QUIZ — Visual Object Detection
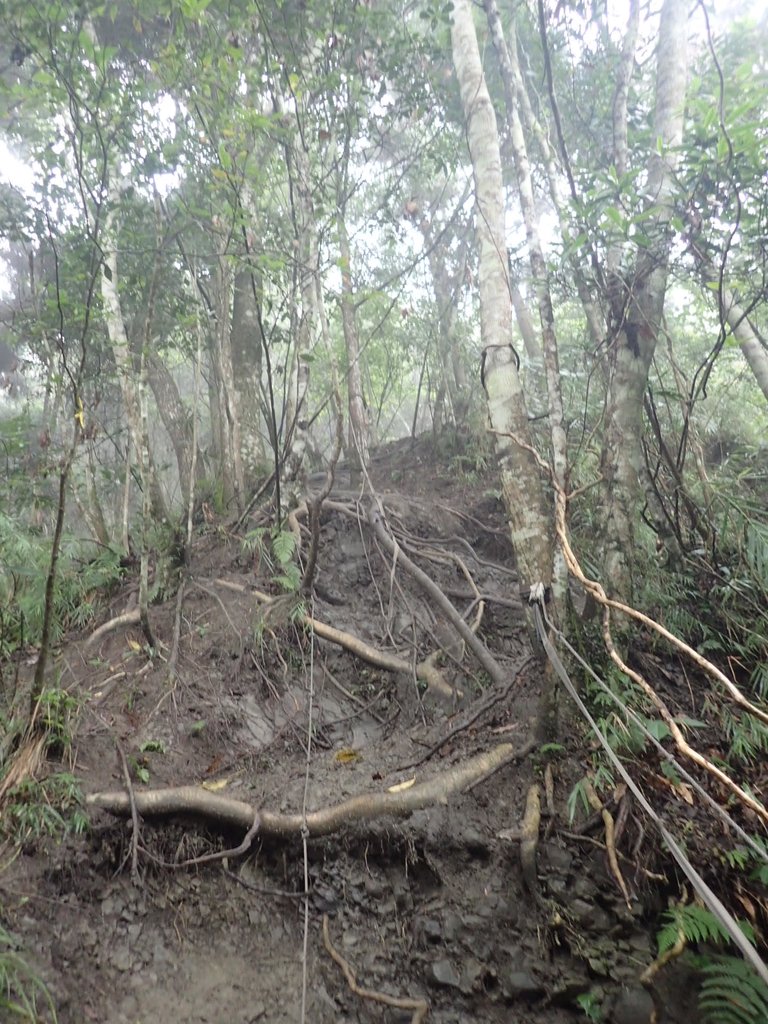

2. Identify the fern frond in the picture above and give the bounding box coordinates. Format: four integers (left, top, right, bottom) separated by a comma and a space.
657, 904, 733, 953
699, 957, 768, 1024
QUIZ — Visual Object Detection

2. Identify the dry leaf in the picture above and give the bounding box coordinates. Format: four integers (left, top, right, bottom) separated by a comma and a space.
387, 777, 415, 793
202, 778, 229, 792
333, 748, 362, 765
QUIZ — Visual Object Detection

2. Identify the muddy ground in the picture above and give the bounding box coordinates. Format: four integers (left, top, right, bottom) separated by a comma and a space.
1, 437, 709, 1023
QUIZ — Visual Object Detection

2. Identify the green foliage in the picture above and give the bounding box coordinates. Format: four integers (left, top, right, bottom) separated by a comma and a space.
656, 905, 768, 1024
0, 923, 57, 1023
36, 687, 80, 756
242, 526, 300, 593
575, 990, 602, 1021
0, 513, 124, 661
698, 957, 768, 1024
656, 903, 749, 954
3, 773, 88, 843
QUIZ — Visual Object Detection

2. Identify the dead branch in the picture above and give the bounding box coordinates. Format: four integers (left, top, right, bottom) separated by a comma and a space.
323, 915, 428, 1023
87, 742, 517, 838
400, 654, 534, 770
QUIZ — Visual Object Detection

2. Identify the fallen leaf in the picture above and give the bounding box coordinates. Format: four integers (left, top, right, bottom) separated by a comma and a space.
202, 778, 229, 792
334, 748, 362, 765
388, 777, 415, 793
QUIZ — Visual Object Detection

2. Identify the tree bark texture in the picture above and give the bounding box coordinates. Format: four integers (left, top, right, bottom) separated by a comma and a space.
450, 0, 552, 606
600, 0, 688, 598
101, 182, 167, 525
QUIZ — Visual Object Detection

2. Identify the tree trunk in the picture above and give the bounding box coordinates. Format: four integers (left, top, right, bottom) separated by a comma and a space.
210, 223, 245, 511
230, 264, 266, 485
146, 350, 202, 505
600, 0, 688, 598
450, 0, 553, 625
693, 251, 768, 404
338, 211, 369, 477
101, 179, 168, 525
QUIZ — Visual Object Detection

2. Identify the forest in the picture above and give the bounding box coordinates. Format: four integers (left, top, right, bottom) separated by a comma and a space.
0, 0, 767, 1021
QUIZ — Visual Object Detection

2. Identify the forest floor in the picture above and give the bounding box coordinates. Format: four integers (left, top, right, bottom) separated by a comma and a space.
0, 435, 719, 1024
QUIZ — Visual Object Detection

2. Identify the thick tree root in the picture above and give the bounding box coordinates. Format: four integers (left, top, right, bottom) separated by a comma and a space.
87, 742, 517, 839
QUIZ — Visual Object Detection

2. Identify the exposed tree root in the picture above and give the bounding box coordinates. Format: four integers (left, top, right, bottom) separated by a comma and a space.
498, 782, 543, 904
322, 915, 428, 1023
215, 578, 461, 701
84, 608, 141, 649
87, 742, 518, 838
367, 500, 510, 687
584, 778, 632, 907
505, 432, 768, 826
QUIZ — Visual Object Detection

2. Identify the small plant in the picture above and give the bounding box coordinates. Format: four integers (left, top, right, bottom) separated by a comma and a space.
36, 687, 80, 756
576, 990, 602, 1021
0, 923, 58, 1022
697, 956, 768, 1024
242, 525, 301, 592
139, 739, 166, 754
655, 903, 768, 1024
129, 757, 150, 784
3, 773, 88, 842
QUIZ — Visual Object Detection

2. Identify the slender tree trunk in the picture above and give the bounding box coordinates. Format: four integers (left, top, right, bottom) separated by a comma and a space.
421, 223, 469, 429
599, 0, 688, 598
450, 0, 553, 637
101, 179, 168, 524
230, 264, 265, 484
281, 115, 319, 479
692, 249, 768, 404
146, 350, 202, 504
210, 223, 244, 511
338, 211, 369, 477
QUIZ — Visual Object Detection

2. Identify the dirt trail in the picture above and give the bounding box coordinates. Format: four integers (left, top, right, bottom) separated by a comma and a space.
1, 437, 698, 1023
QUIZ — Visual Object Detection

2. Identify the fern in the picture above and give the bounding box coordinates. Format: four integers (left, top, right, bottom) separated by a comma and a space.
699, 956, 768, 1024
657, 904, 752, 954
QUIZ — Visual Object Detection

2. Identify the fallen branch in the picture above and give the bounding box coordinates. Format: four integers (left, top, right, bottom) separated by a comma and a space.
87, 742, 517, 838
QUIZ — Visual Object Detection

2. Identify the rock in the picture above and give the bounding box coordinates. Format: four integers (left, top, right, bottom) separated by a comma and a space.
608, 985, 656, 1024
459, 957, 484, 994
111, 943, 133, 972
429, 958, 462, 989
501, 968, 544, 999
413, 916, 443, 945
542, 842, 573, 873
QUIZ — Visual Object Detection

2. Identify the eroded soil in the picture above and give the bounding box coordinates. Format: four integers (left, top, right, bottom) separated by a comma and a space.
1, 437, 703, 1023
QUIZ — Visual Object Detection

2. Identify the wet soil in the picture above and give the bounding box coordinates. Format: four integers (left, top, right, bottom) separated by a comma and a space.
1, 437, 704, 1023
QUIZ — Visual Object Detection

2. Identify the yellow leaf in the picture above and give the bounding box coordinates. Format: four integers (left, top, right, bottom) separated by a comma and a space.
388, 777, 415, 793
202, 778, 229, 792
333, 748, 361, 765
127, 638, 142, 651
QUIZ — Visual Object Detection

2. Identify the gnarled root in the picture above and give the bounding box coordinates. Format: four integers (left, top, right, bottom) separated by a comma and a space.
87, 742, 518, 839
